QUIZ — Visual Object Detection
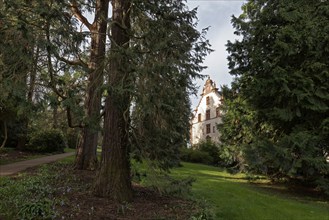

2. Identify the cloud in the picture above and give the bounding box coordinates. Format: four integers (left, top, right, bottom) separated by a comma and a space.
186, 0, 245, 108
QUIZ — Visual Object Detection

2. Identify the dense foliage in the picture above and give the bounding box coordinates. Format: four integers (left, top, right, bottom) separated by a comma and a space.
180, 141, 220, 166
130, 1, 211, 170
27, 129, 66, 153
223, 0, 329, 194
180, 147, 214, 165
0, 0, 86, 151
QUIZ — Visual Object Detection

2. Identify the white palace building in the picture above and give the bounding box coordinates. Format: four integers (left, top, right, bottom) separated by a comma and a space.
190, 77, 223, 145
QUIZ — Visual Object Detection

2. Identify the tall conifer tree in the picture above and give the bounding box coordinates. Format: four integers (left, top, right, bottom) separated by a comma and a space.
226, 0, 329, 193
94, 0, 211, 201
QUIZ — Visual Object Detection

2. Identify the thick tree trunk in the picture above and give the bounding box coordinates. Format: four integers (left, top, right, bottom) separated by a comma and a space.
75, 0, 109, 170
94, 0, 133, 202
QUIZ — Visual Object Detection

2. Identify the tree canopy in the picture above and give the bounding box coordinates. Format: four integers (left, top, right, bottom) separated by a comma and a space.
0, 0, 211, 201
223, 0, 329, 194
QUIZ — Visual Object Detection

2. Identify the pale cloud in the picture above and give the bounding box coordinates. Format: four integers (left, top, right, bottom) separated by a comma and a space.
186, 0, 246, 108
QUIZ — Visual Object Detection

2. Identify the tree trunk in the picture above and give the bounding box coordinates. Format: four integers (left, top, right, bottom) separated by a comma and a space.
0, 121, 7, 149
53, 103, 58, 129
94, 0, 133, 202
17, 45, 38, 150
75, 0, 109, 170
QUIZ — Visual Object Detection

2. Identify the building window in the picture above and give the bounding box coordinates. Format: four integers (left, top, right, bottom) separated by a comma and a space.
206, 110, 210, 120
198, 113, 201, 122
216, 107, 220, 117
206, 96, 210, 105
206, 124, 211, 134
213, 126, 216, 133
206, 135, 211, 141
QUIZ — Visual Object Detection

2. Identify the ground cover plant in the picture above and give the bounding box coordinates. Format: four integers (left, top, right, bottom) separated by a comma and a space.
0, 157, 201, 220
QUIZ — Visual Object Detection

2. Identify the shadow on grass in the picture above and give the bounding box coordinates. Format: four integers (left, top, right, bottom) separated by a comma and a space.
176, 163, 329, 204
249, 182, 329, 203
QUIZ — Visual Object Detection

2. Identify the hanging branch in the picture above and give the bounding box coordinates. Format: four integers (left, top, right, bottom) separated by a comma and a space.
45, 21, 84, 129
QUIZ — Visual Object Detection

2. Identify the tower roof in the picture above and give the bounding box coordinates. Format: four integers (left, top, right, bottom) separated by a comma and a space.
201, 76, 218, 96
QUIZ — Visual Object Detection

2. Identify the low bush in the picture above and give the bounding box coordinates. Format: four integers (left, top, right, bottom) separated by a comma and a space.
195, 141, 220, 165
27, 129, 66, 153
180, 148, 213, 165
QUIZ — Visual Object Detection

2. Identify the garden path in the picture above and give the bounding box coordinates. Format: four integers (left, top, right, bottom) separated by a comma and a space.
0, 152, 75, 176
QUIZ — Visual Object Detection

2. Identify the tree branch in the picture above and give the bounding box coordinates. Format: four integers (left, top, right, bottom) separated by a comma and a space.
66, 106, 84, 128
70, 0, 93, 31
54, 53, 88, 68
46, 30, 66, 100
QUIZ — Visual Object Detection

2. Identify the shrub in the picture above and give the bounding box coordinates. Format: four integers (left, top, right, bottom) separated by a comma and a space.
189, 150, 213, 165
180, 148, 213, 165
27, 129, 66, 153
196, 140, 220, 165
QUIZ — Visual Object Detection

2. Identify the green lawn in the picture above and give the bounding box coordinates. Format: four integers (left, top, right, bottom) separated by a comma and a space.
172, 162, 329, 220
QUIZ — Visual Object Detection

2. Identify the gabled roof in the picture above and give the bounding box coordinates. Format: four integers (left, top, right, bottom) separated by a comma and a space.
192, 76, 221, 120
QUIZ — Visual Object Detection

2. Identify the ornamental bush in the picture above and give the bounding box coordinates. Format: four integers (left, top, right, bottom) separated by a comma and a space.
27, 129, 66, 153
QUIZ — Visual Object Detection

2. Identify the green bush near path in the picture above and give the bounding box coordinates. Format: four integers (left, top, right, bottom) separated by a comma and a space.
26, 129, 66, 153
172, 162, 329, 220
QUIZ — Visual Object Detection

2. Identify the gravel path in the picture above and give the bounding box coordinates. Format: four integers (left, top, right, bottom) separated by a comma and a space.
0, 152, 75, 176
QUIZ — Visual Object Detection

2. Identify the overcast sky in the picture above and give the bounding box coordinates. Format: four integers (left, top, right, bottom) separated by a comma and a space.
186, 0, 246, 108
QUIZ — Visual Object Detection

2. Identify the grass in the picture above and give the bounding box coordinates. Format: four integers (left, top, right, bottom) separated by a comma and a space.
171, 162, 329, 220
1, 154, 328, 219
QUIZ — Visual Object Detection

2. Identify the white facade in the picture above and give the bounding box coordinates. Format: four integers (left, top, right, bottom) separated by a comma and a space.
190, 77, 222, 145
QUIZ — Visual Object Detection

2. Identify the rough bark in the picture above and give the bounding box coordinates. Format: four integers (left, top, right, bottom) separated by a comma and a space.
94, 0, 133, 202
74, 0, 109, 170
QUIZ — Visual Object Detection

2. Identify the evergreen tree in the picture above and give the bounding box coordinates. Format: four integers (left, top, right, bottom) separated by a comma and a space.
218, 84, 252, 169
226, 0, 329, 193
94, 0, 211, 201
0, 0, 40, 149
0, 0, 87, 150
129, 0, 210, 170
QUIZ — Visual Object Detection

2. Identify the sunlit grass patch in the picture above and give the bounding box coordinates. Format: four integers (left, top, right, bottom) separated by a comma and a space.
172, 162, 329, 220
